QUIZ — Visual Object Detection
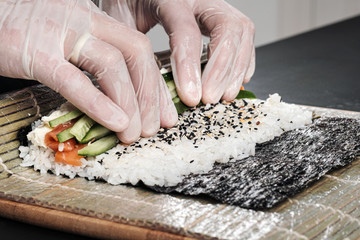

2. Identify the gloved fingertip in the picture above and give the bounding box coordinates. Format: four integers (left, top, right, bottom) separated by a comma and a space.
141, 125, 160, 138
200, 66, 228, 105
222, 74, 244, 101
171, 53, 202, 107
116, 132, 140, 145
178, 80, 202, 107
116, 111, 142, 144
243, 55, 255, 84
140, 109, 160, 138
243, 70, 253, 84
92, 102, 130, 133
222, 90, 238, 102
161, 104, 178, 128
201, 91, 222, 105
106, 114, 129, 133
242, 77, 251, 84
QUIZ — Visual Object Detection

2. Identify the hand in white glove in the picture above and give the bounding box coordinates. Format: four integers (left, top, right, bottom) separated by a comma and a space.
0, 0, 178, 143
102, 0, 255, 106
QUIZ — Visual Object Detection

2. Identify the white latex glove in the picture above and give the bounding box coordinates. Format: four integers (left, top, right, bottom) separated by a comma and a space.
0, 0, 178, 143
102, 0, 255, 106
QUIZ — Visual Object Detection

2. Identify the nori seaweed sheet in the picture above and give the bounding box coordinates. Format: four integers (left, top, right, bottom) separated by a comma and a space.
150, 117, 360, 210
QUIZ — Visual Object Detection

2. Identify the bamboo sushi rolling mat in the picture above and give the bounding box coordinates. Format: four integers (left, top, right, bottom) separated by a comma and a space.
1, 84, 360, 240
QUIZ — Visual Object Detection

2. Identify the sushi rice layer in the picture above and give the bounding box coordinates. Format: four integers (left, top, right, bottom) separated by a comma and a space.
20, 94, 312, 187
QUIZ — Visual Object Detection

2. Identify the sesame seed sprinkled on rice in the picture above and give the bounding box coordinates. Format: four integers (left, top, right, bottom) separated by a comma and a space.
20, 94, 312, 187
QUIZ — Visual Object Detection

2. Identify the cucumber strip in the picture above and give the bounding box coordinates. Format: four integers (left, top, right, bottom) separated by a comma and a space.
56, 128, 74, 143
162, 72, 174, 82
173, 97, 191, 114
78, 134, 118, 157
79, 124, 112, 144
49, 109, 83, 127
163, 74, 189, 114
162, 70, 257, 114
167, 80, 178, 99
166, 80, 176, 92
70, 115, 95, 142
170, 90, 178, 99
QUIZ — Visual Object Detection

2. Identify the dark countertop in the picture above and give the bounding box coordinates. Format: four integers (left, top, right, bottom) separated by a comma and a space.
246, 16, 360, 111
1, 16, 359, 240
